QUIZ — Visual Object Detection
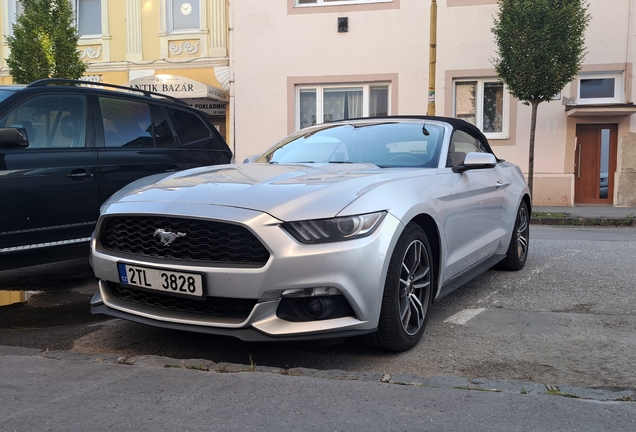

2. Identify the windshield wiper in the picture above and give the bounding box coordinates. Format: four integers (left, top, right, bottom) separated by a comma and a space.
328, 161, 352, 164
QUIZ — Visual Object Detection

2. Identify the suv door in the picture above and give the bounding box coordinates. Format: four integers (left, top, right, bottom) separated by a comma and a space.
0, 93, 97, 256
95, 96, 189, 205
164, 106, 232, 167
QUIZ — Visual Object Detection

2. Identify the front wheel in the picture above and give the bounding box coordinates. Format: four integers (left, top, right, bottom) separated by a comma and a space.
496, 200, 530, 271
366, 223, 434, 352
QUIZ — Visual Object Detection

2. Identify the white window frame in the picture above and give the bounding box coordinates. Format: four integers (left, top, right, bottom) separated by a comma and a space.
295, 83, 391, 131
167, 0, 201, 34
74, 0, 102, 39
296, 0, 392, 6
577, 72, 624, 105
452, 78, 510, 140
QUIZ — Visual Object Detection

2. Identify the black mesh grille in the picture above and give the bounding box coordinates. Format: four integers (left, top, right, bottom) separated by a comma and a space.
100, 216, 270, 265
111, 284, 257, 319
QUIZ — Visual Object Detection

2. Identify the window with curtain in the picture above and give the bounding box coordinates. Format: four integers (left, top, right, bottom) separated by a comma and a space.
453, 79, 508, 139
76, 0, 102, 37
297, 84, 389, 130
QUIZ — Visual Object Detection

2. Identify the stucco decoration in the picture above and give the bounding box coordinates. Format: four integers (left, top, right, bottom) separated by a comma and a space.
78, 46, 102, 59
616, 132, 636, 206
169, 41, 200, 55
214, 66, 230, 91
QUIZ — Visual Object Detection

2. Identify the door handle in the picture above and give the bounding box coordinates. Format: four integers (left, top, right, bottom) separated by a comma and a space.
495, 180, 503, 190
66, 169, 93, 180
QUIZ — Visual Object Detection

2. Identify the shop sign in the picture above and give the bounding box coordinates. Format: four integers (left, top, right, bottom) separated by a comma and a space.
182, 98, 227, 116
125, 74, 229, 102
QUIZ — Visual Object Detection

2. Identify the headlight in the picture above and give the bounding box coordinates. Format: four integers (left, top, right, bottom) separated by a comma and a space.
281, 211, 386, 244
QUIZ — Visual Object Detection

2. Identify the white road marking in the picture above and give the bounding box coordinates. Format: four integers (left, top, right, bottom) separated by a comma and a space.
444, 308, 486, 325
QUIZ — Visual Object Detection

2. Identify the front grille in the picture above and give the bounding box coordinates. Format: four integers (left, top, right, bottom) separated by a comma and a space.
100, 216, 270, 266
111, 284, 257, 319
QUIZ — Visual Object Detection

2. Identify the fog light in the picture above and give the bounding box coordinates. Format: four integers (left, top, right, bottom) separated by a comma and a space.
304, 297, 335, 320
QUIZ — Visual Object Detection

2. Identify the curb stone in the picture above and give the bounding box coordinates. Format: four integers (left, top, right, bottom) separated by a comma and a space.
7, 346, 635, 403
531, 217, 636, 227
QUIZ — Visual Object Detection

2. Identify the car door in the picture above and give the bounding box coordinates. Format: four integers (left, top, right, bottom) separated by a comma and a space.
0, 93, 98, 252
95, 96, 189, 205
442, 129, 506, 277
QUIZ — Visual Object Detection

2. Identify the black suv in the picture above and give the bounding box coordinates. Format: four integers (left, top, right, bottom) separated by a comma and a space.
0, 79, 233, 270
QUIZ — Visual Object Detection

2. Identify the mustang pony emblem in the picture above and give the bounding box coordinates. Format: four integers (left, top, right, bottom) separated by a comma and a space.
153, 229, 186, 246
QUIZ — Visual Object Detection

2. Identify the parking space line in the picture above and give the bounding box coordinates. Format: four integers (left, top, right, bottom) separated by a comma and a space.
444, 308, 486, 325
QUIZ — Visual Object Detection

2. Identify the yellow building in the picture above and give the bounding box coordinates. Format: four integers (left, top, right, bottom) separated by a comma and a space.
0, 0, 230, 139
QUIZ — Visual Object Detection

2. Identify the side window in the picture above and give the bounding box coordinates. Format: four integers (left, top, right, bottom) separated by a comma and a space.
149, 105, 177, 147
0, 94, 87, 149
448, 130, 485, 167
99, 97, 153, 148
165, 107, 212, 146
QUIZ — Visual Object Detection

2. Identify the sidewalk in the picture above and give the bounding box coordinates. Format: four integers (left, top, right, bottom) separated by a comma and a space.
1, 345, 634, 431
532, 205, 636, 226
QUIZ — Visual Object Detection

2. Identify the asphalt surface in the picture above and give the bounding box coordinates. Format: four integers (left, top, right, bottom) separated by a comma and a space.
1, 224, 636, 430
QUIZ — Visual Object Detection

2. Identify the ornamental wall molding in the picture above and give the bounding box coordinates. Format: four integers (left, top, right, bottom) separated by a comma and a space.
169, 41, 200, 55
78, 46, 102, 59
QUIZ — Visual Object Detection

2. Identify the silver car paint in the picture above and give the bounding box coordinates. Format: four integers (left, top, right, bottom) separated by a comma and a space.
91, 118, 530, 340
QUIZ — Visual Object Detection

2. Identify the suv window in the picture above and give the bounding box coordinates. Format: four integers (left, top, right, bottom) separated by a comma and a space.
0, 94, 87, 148
165, 107, 213, 146
149, 104, 177, 148
99, 97, 154, 147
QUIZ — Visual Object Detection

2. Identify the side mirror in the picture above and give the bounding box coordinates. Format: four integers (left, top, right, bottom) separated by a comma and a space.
243, 155, 259, 163
0, 128, 29, 149
452, 152, 497, 173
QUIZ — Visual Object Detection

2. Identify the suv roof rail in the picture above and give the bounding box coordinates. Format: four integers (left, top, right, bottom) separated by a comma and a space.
27, 78, 189, 106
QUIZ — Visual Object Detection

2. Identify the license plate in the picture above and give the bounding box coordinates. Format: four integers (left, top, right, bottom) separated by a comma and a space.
117, 263, 204, 298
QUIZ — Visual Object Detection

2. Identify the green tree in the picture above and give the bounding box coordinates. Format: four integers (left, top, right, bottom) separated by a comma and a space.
7, 0, 86, 84
492, 0, 590, 196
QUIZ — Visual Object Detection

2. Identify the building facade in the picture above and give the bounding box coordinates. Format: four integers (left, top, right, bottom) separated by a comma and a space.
0, 0, 230, 138
1, 0, 634, 206
230, 0, 636, 206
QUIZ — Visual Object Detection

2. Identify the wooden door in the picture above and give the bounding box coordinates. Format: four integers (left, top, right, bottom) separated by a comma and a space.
574, 124, 617, 204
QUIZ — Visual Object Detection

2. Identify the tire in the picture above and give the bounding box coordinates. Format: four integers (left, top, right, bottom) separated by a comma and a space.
495, 200, 530, 271
366, 223, 434, 352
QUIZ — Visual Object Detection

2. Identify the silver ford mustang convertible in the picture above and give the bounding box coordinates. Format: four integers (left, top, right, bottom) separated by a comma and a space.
90, 116, 530, 351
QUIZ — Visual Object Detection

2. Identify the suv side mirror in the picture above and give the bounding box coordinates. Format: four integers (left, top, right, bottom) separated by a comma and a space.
452, 152, 497, 173
0, 128, 29, 149
243, 155, 259, 163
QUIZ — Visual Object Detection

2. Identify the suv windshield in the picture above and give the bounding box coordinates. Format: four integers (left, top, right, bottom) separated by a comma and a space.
0, 90, 18, 103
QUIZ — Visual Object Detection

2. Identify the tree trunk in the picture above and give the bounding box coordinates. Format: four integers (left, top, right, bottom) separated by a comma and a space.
528, 100, 539, 199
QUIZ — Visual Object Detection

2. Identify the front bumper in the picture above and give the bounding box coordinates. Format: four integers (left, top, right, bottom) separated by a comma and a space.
90, 202, 402, 340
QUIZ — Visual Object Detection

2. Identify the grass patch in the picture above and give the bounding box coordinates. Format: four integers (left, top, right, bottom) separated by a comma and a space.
532, 211, 569, 218
247, 354, 256, 371
185, 363, 209, 372
544, 387, 581, 398
164, 364, 181, 368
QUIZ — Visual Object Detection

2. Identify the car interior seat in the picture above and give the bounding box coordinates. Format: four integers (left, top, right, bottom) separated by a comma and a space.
60, 114, 83, 147
448, 141, 467, 167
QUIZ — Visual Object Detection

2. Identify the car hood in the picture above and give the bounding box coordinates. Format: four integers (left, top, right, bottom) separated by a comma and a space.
107, 163, 432, 221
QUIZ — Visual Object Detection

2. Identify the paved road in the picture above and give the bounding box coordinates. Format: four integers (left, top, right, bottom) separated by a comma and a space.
1, 226, 635, 390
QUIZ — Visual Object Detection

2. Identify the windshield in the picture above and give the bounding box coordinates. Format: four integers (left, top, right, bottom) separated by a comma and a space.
255, 122, 445, 168
0, 90, 18, 104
